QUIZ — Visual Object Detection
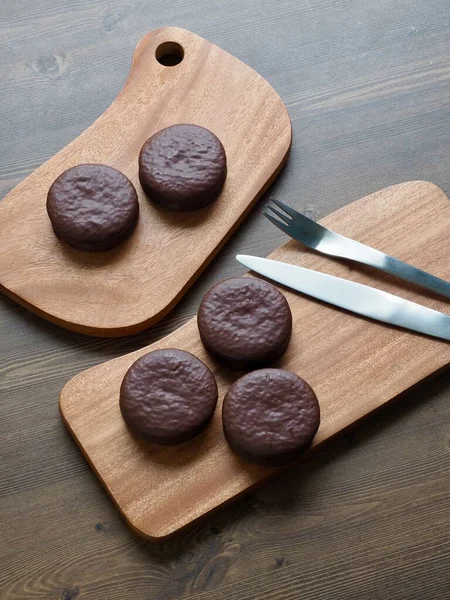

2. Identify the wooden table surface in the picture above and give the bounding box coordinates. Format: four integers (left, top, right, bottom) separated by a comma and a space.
1, 1, 449, 599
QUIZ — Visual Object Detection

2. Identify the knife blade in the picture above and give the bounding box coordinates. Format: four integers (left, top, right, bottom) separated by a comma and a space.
236, 254, 450, 341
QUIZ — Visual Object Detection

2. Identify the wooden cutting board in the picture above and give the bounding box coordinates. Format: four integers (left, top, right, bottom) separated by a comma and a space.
60, 181, 450, 540
0, 27, 291, 337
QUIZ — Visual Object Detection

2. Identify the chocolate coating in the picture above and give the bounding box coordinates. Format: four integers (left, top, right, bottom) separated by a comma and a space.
197, 278, 292, 370
138, 124, 227, 211
223, 369, 320, 466
120, 349, 218, 445
47, 164, 139, 251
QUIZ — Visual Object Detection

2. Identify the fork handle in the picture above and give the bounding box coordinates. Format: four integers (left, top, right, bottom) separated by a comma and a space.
338, 240, 450, 300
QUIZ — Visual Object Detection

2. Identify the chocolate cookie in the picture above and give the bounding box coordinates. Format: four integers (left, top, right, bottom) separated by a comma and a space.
120, 349, 218, 445
197, 278, 292, 370
138, 124, 227, 211
47, 164, 139, 251
223, 369, 320, 466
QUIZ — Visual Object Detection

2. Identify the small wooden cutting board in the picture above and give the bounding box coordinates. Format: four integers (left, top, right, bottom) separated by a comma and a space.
60, 181, 450, 540
0, 27, 291, 336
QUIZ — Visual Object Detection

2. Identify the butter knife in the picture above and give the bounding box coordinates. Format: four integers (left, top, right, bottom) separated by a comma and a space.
236, 254, 450, 341
264, 199, 450, 300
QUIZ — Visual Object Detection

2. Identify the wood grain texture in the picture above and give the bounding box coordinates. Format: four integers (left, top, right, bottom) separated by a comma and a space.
60, 181, 450, 540
0, 27, 291, 336
1, 0, 450, 598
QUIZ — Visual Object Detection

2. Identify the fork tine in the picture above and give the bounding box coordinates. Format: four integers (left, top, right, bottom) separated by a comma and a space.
263, 211, 292, 236
265, 203, 291, 224
270, 197, 299, 218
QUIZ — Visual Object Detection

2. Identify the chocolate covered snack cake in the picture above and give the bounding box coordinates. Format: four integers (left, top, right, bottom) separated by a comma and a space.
222, 369, 320, 466
198, 277, 292, 370
47, 163, 139, 251
139, 124, 226, 211
120, 349, 218, 445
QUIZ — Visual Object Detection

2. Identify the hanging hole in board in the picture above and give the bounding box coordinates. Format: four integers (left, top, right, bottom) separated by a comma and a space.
155, 42, 184, 66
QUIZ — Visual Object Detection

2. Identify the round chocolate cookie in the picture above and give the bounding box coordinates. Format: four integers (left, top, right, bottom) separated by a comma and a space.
223, 369, 320, 466
120, 349, 218, 445
47, 164, 139, 251
197, 278, 292, 370
138, 124, 227, 211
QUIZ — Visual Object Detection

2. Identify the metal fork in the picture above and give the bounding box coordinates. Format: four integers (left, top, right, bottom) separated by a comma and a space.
263, 198, 450, 300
